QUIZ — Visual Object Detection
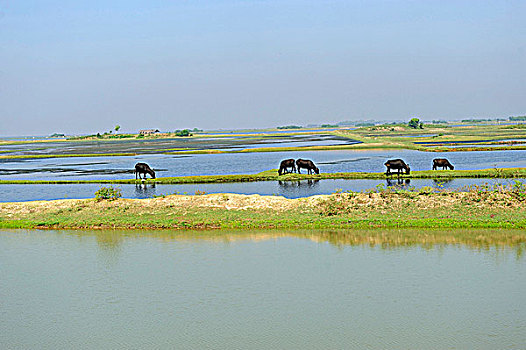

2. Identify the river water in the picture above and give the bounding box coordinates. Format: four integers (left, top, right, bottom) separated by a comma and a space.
1, 229, 525, 349
1, 149, 525, 181
1, 177, 524, 202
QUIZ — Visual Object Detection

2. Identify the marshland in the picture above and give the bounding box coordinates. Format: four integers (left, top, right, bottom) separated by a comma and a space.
3, 1, 526, 348
1, 123, 526, 202
4, 127, 525, 350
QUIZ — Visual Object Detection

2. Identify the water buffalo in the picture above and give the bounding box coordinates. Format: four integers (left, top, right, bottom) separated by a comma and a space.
385, 159, 410, 176
296, 159, 319, 175
278, 159, 297, 175
135, 162, 156, 179
433, 158, 454, 170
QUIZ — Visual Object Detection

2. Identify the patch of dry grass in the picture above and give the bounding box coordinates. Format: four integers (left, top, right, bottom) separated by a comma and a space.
1, 187, 525, 230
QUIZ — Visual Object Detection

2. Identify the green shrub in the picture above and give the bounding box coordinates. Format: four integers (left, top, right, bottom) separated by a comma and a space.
418, 186, 434, 195
95, 186, 122, 201
408, 118, 420, 129
175, 129, 192, 137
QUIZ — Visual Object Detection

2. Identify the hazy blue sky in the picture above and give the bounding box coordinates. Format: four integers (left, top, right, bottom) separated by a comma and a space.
1, 0, 525, 135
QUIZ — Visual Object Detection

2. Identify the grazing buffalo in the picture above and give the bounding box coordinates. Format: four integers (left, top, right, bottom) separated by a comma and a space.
135, 162, 156, 179
385, 159, 410, 176
433, 158, 454, 170
278, 159, 297, 175
296, 159, 320, 175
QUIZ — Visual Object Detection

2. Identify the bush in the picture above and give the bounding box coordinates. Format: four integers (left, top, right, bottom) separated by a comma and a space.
95, 186, 122, 201
175, 129, 192, 137
408, 118, 420, 129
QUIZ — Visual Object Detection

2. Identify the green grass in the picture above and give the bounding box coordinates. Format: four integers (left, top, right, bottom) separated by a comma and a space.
1, 185, 525, 230
0, 167, 524, 185
2, 123, 525, 160
333, 123, 526, 152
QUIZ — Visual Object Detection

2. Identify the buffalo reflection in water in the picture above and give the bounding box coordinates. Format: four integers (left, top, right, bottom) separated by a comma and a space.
135, 183, 157, 198
278, 179, 320, 188
386, 178, 411, 188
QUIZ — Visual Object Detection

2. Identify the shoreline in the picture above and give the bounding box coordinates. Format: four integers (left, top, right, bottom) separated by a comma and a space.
1, 189, 525, 230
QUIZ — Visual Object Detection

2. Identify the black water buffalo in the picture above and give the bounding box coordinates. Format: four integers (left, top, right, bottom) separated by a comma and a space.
433, 158, 454, 170
135, 163, 156, 179
385, 159, 410, 176
278, 159, 297, 175
296, 159, 319, 175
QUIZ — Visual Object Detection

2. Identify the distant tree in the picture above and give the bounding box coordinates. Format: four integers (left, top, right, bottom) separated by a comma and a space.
408, 118, 420, 129
175, 129, 192, 137
277, 125, 302, 129
115, 125, 121, 133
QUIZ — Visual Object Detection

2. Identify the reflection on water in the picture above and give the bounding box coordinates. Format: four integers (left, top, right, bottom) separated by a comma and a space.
84, 228, 526, 256
1, 177, 525, 202
386, 178, 411, 188
433, 178, 454, 187
278, 179, 320, 189
1, 228, 525, 349
134, 183, 157, 198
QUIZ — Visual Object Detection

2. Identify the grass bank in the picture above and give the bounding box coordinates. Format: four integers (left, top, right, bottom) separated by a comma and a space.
0, 168, 525, 185
334, 123, 526, 152
1, 185, 525, 230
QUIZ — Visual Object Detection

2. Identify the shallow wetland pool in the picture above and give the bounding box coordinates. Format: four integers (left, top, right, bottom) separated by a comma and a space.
1, 149, 525, 181
1, 148, 525, 201
1, 177, 525, 202
1, 229, 525, 349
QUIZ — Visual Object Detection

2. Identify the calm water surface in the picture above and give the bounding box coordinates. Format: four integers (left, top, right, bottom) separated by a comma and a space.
1, 177, 524, 202
1, 229, 525, 349
1, 149, 525, 181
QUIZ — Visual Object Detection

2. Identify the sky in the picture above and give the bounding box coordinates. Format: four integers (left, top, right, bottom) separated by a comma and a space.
1, 0, 525, 136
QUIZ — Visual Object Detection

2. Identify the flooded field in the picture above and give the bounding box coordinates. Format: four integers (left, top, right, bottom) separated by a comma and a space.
1, 229, 525, 349
1, 149, 525, 181
0, 134, 358, 156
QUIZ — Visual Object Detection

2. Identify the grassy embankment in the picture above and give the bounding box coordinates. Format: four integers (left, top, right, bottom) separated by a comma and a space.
0, 168, 525, 185
1, 183, 525, 230
334, 123, 526, 152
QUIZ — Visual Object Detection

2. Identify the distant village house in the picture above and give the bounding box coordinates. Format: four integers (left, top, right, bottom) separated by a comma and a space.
139, 129, 160, 135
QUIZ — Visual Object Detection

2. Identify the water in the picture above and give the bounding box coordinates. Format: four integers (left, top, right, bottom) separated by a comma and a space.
1, 149, 525, 181
0, 134, 357, 156
1, 229, 525, 349
1, 177, 524, 202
